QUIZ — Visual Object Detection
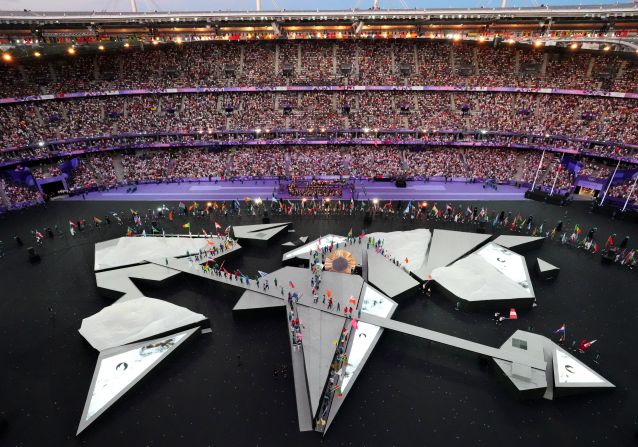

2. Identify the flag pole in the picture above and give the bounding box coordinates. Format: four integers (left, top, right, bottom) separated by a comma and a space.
600, 159, 621, 206
549, 153, 564, 196
621, 174, 638, 212
530, 149, 545, 191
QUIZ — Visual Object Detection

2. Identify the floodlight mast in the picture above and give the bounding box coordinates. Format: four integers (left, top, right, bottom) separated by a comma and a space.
130, 0, 138, 13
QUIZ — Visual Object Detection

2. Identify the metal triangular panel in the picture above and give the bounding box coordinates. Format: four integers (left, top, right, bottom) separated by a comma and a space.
233, 290, 285, 310
77, 327, 199, 435
295, 306, 346, 417
414, 229, 491, 281
493, 235, 544, 252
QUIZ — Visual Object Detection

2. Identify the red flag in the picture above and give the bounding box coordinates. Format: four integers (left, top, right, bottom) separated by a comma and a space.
404, 257, 409, 264
509, 308, 518, 320
169, 211, 173, 221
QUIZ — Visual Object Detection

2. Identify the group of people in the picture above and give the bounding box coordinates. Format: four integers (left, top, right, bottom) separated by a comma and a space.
4, 39, 637, 99
2, 145, 635, 210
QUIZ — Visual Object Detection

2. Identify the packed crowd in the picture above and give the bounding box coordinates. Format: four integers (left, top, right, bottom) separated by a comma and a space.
2, 180, 43, 208
3, 40, 637, 98
1, 92, 637, 157
287, 180, 347, 198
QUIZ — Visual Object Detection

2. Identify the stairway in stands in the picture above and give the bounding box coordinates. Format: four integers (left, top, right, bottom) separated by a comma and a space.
110, 154, 126, 184
0, 179, 10, 208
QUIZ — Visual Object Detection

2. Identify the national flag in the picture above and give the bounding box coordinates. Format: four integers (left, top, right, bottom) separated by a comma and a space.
152, 226, 160, 234
182, 222, 191, 229
169, 210, 173, 221
258, 271, 268, 277
35, 230, 44, 239
606, 235, 614, 247
178, 202, 186, 209
509, 308, 518, 319
289, 281, 295, 288
214, 222, 222, 231
347, 228, 353, 238
202, 228, 208, 237
554, 324, 566, 341
404, 201, 412, 214
348, 296, 357, 305
69, 220, 77, 227
431, 205, 440, 216
142, 230, 147, 237
404, 257, 409, 264
579, 339, 597, 352
574, 224, 582, 235
126, 227, 134, 237
93, 216, 102, 224
130, 208, 138, 215
351, 318, 358, 329
224, 225, 231, 235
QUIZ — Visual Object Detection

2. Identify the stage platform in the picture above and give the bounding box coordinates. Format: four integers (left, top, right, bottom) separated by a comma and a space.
64, 180, 528, 202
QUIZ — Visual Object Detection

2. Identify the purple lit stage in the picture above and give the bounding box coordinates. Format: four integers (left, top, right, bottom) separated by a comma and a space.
64, 180, 528, 202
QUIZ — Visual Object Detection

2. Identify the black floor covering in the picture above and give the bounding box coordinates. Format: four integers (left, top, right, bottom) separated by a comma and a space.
0, 199, 637, 447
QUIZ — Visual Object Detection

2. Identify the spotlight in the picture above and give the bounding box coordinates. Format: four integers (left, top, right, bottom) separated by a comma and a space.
372, 198, 379, 205
152, 39, 159, 45
603, 46, 611, 51
37, 141, 45, 147
2, 53, 12, 62
123, 42, 130, 48
506, 38, 515, 45
98, 45, 105, 51
33, 51, 41, 58
422, 201, 427, 207
206, 201, 212, 207
67, 47, 76, 55
570, 43, 578, 50
478, 36, 486, 43
534, 40, 543, 48
176, 37, 183, 44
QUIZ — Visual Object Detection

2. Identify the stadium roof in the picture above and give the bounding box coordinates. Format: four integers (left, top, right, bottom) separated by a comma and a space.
1, 3, 637, 27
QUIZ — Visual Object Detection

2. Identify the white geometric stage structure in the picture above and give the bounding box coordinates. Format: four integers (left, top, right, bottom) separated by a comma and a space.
414, 229, 491, 281
231, 222, 291, 245
535, 257, 560, 280
431, 243, 536, 309
493, 235, 545, 252
77, 327, 199, 435
95, 235, 214, 271
82, 231, 614, 437
79, 297, 207, 351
